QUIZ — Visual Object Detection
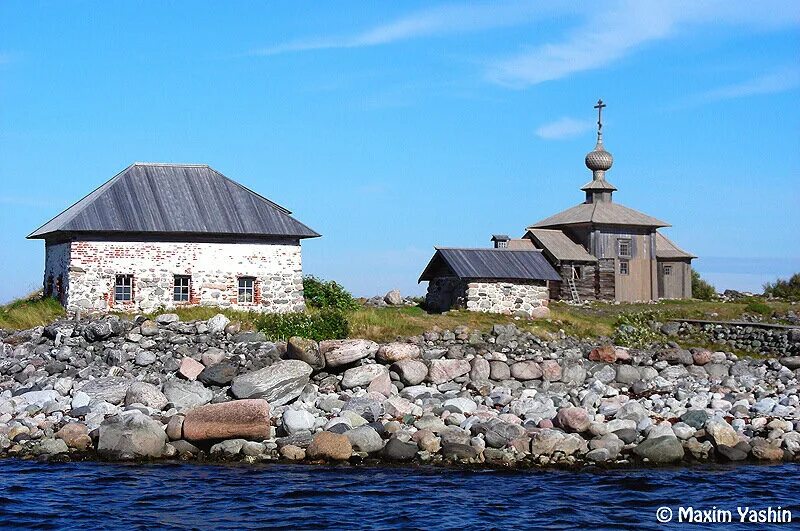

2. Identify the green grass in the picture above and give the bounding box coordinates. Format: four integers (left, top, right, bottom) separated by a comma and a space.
0, 294, 792, 348
0, 295, 66, 330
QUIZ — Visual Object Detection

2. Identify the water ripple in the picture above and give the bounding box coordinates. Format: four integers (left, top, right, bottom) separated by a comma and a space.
0, 460, 798, 530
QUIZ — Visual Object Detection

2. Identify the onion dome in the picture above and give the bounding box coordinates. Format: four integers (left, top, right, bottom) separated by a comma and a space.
585, 140, 613, 172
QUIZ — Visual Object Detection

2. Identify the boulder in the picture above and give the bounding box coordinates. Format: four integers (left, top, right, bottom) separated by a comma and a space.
555, 407, 591, 433
382, 438, 418, 461
178, 358, 205, 381
588, 345, 616, 363
489, 361, 511, 380
56, 422, 92, 450
286, 337, 325, 370
207, 314, 231, 334
125, 382, 168, 410
34, 439, 70, 456
139, 320, 159, 336
198, 362, 238, 387
392, 359, 428, 385
751, 440, 784, 461
705, 419, 740, 448
282, 409, 316, 435
163, 380, 213, 410
81, 377, 132, 405
155, 313, 180, 325
510, 361, 542, 381
427, 359, 470, 384
384, 289, 403, 305
98, 411, 167, 458
633, 436, 684, 463
306, 431, 353, 461
367, 371, 393, 397
342, 364, 388, 389
469, 357, 491, 382
345, 426, 384, 454
19, 390, 61, 408
540, 360, 562, 382
483, 421, 526, 449
321, 339, 379, 368
377, 343, 421, 363
182, 399, 271, 441
231, 360, 313, 406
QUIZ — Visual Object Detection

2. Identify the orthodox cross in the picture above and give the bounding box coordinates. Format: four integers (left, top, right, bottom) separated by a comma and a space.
594, 99, 606, 133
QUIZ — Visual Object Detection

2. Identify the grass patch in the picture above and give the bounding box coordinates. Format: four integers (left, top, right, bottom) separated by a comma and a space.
0, 295, 66, 330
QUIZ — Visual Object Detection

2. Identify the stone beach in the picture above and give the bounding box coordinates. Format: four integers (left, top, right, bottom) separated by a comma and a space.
2, 313, 800, 469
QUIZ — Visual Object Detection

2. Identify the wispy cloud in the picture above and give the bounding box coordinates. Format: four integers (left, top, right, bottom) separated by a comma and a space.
699, 67, 800, 101
535, 117, 593, 140
486, 0, 800, 88
251, 2, 565, 56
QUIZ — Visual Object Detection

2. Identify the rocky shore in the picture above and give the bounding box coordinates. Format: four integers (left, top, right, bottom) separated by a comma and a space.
1, 313, 799, 468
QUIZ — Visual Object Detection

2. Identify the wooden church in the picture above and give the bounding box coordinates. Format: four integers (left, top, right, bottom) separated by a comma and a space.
496, 100, 695, 303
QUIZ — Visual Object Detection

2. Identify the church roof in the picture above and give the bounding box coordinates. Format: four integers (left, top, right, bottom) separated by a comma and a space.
525, 229, 597, 263
655, 232, 695, 259
28, 163, 320, 240
419, 248, 561, 282
529, 201, 670, 229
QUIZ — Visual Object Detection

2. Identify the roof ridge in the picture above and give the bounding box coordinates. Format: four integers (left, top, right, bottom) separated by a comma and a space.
434, 247, 544, 252
132, 162, 210, 167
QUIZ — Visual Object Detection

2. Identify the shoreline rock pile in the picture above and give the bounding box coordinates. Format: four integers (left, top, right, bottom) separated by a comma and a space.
1, 314, 799, 468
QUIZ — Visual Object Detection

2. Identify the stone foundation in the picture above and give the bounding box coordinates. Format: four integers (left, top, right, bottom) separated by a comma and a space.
45, 239, 305, 314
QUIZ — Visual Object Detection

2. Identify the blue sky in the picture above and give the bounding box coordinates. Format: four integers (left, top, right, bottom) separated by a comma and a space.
1, 1, 799, 302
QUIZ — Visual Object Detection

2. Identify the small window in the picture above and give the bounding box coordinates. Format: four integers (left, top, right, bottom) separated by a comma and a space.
174, 275, 191, 302
115, 274, 133, 302
618, 239, 632, 258
497, 240, 508, 249
664, 265, 672, 276
619, 260, 629, 275
238, 277, 255, 303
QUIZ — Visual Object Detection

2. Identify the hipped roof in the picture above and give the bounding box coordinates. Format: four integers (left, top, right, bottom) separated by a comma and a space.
529, 201, 669, 229
28, 163, 320, 239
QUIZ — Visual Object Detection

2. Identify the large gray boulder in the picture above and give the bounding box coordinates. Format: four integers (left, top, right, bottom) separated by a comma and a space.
321, 340, 379, 368
346, 426, 384, 454
392, 359, 428, 385
341, 364, 388, 389
163, 380, 213, 410
207, 314, 231, 334
125, 382, 168, 410
231, 360, 313, 406
633, 436, 684, 463
80, 377, 132, 405
286, 337, 325, 370
98, 411, 167, 458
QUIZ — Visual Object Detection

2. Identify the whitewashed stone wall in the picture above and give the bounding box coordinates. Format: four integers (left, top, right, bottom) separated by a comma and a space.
465, 281, 548, 317
425, 278, 549, 317
49, 240, 305, 314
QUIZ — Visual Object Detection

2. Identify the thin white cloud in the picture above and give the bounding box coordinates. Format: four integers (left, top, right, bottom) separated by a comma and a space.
486, 0, 800, 88
700, 67, 800, 101
252, 2, 570, 56
535, 117, 593, 140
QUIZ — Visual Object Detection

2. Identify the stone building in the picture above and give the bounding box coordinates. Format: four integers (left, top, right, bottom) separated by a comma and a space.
28, 163, 320, 314
418, 248, 561, 317
492, 100, 695, 302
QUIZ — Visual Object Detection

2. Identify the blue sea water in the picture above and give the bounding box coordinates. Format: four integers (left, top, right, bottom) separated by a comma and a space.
0, 459, 798, 530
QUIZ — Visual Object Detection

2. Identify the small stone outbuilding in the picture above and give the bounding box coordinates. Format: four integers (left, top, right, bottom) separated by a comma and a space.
28, 163, 320, 314
418, 248, 561, 317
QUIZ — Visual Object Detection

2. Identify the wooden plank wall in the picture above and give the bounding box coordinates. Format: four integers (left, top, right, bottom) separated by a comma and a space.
591, 227, 655, 302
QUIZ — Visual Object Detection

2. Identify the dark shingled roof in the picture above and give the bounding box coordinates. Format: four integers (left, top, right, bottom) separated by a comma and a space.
28, 163, 320, 239
419, 248, 561, 282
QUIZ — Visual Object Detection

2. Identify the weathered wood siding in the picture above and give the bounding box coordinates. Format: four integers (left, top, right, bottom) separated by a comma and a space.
657, 260, 692, 299
590, 227, 656, 302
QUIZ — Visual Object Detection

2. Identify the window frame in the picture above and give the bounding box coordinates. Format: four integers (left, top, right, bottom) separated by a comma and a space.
497, 240, 508, 249
617, 238, 632, 258
663, 265, 672, 276
114, 274, 133, 302
238, 276, 255, 304
173, 275, 191, 303
619, 260, 629, 276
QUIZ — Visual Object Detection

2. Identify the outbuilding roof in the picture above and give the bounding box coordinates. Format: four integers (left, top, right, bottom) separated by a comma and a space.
419, 248, 561, 282
529, 201, 670, 229
525, 229, 597, 263
28, 163, 320, 240
655, 232, 696, 259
